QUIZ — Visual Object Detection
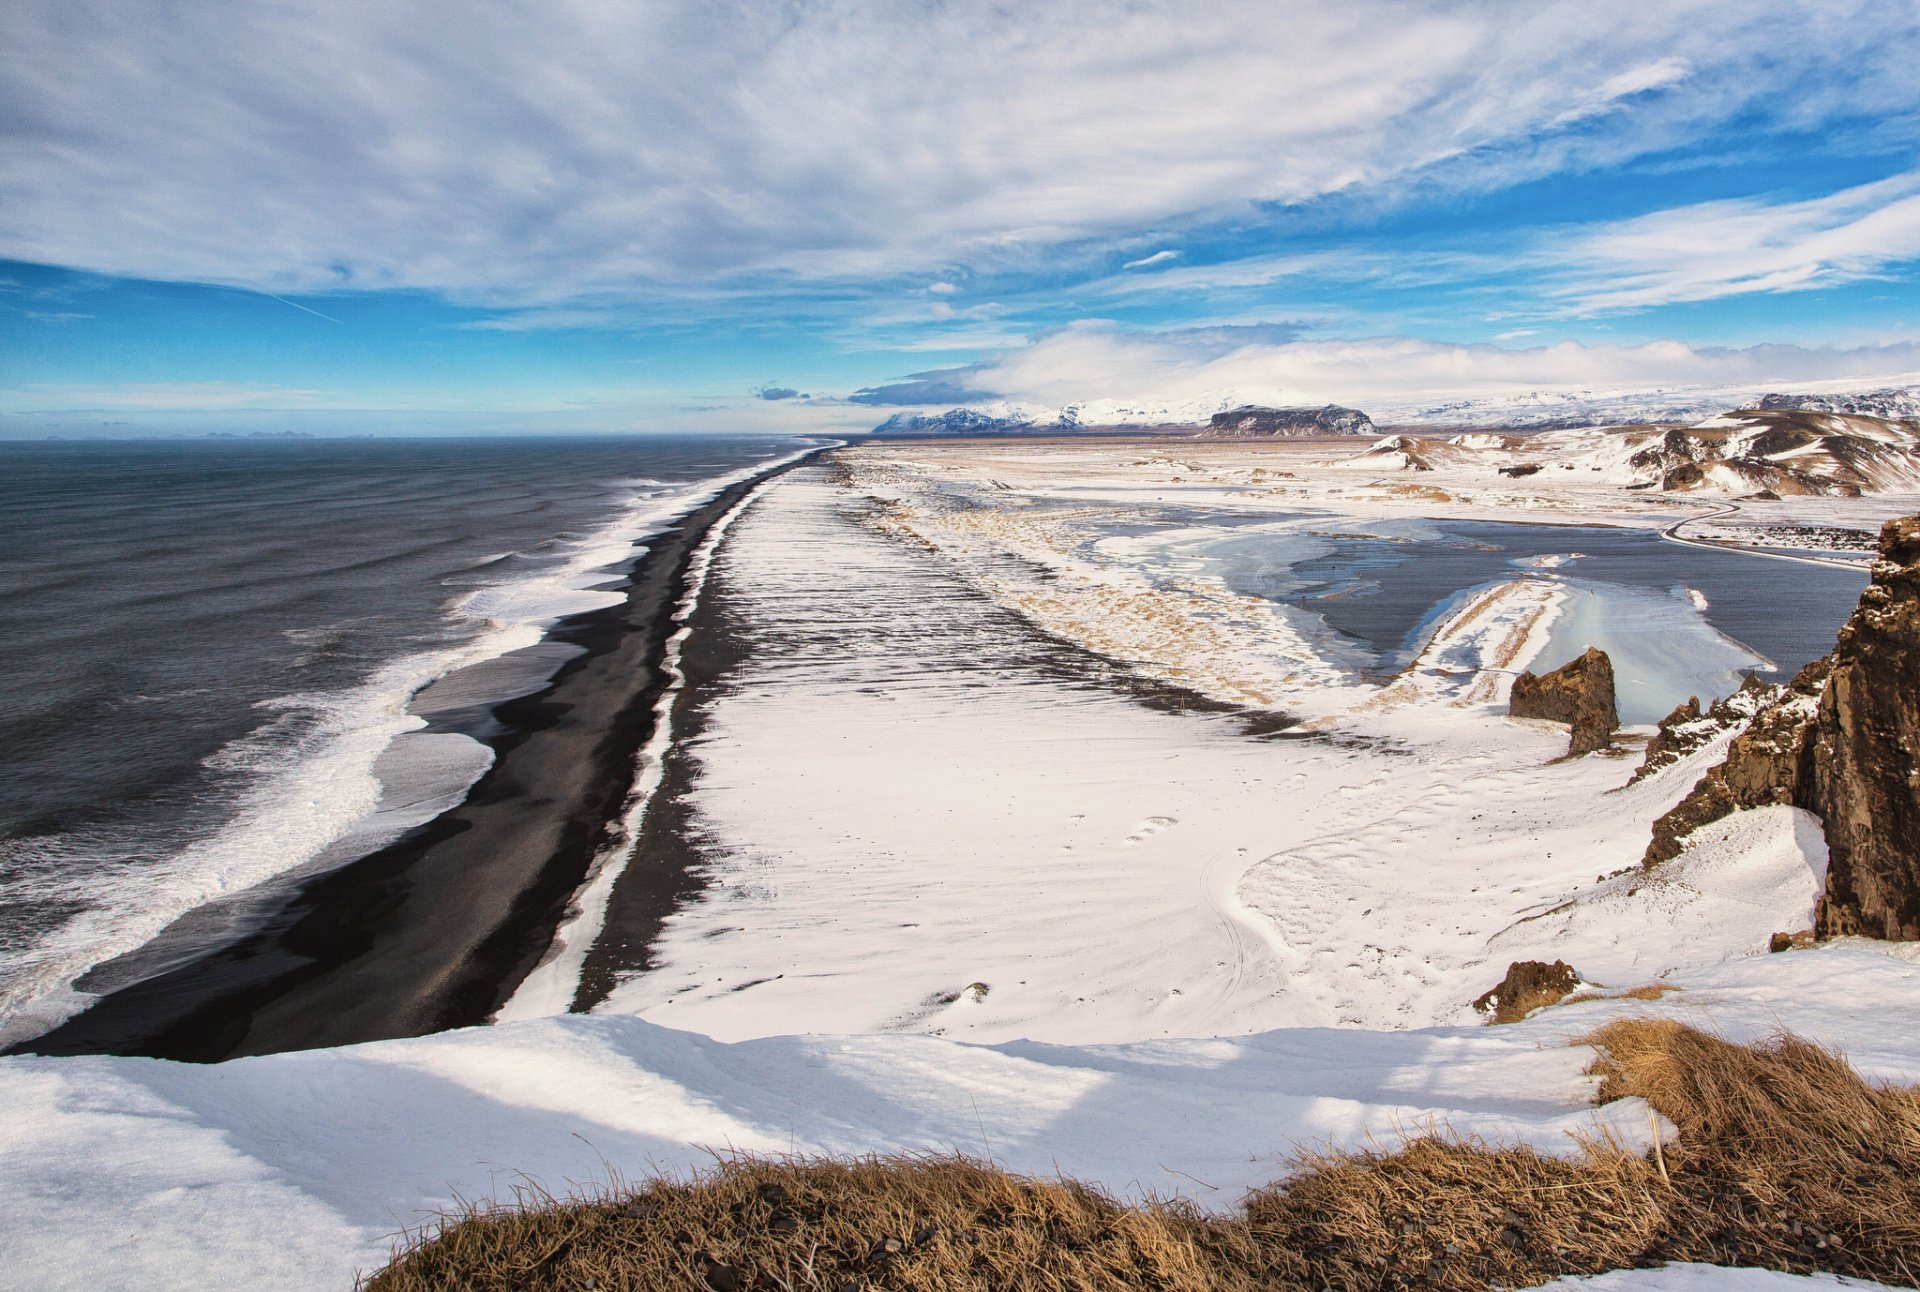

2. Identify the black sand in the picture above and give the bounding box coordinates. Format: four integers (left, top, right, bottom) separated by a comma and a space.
13, 451, 827, 1062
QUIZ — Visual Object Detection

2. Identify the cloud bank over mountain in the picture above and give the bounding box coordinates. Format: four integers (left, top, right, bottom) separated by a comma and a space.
865, 327, 1920, 423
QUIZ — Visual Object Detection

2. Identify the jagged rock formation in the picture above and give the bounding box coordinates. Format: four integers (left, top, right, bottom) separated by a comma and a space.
1473, 960, 1580, 1024
1641, 515, 1920, 941
1807, 516, 1920, 940
1207, 404, 1375, 437
1641, 659, 1827, 869
1631, 674, 1781, 785
1510, 648, 1618, 756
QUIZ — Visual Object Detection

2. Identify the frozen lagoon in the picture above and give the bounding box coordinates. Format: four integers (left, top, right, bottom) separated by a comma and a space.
1117, 515, 1866, 724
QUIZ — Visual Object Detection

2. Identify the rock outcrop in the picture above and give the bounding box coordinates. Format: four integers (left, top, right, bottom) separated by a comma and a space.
1473, 960, 1580, 1024
1640, 515, 1920, 941
1807, 516, 1920, 940
1509, 648, 1618, 756
1207, 404, 1375, 437
1630, 673, 1781, 785
1640, 660, 1826, 869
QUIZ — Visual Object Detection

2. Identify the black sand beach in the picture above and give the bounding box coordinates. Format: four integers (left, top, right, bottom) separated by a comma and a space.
12, 450, 829, 1062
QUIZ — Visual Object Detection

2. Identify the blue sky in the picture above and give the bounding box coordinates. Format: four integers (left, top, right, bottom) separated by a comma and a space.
3, 0, 1919, 434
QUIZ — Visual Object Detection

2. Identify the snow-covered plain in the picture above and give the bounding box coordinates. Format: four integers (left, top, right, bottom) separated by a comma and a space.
3, 439, 1917, 1290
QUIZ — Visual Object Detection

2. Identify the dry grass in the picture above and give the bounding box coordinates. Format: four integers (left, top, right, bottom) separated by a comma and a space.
364, 1022, 1920, 1291
1580, 1018, 1920, 1283
1238, 1134, 1662, 1290
1560, 983, 1682, 1008
361, 1154, 1242, 1292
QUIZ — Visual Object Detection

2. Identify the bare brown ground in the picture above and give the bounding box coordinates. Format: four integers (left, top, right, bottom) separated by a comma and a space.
363, 1022, 1920, 1291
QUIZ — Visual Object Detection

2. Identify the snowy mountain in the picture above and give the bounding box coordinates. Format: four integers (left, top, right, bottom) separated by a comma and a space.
1386, 384, 1920, 430
869, 385, 1920, 437
1208, 403, 1376, 436
870, 390, 1328, 434
1321, 410, 1920, 495
1757, 388, 1920, 420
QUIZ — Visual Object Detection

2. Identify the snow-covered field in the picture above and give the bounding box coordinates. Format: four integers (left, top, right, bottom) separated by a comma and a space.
5, 944, 1916, 1289
3, 439, 1916, 1290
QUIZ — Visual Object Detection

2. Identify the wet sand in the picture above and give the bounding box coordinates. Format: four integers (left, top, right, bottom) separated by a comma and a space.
14, 451, 828, 1062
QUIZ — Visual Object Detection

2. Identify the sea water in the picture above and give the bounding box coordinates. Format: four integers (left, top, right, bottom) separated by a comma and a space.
0, 433, 810, 1041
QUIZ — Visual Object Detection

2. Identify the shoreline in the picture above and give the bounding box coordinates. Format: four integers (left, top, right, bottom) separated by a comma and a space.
11, 448, 831, 1062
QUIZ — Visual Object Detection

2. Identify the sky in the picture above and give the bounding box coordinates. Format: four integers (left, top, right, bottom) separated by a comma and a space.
3, 0, 1919, 435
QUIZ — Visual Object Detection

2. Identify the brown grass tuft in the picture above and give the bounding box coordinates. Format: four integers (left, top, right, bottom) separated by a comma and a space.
1561, 982, 1682, 1008
364, 1023, 1920, 1290
1239, 1134, 1662, 1290
1581, 1017, 1920, 1283
360, 1154, 1243, 1292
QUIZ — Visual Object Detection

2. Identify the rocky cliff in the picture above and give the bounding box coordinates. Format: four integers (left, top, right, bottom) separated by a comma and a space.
1207, 404, 1375, 437
1641, 515, 1920, 941
1807, 516, 1920, 939
1641, 659, 1827, 869
1510, 647, 1618, 756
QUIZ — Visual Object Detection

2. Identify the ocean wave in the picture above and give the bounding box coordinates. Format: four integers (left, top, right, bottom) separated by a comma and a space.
0, 440, 826, 1046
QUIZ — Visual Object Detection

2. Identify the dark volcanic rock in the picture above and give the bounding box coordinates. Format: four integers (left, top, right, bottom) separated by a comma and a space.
1509, 647, 1618, 756
1641, 659, 1827, 870
1630, 673, 1781, 785
1808, 516, 1920, 940
1641, 515, 1920, 942
1207, 404, 1375, 437
1473, 960, 1580, 1024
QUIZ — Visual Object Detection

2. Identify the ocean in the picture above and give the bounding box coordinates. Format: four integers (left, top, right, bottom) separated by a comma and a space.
0, 433, 813, 1045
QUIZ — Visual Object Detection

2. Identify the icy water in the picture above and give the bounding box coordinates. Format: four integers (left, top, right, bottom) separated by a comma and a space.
0, 433, 811, 1040
1187, 518, 1867, 724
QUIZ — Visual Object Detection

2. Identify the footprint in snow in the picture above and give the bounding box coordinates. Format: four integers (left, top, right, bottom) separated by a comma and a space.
1124, 815, 1178, 845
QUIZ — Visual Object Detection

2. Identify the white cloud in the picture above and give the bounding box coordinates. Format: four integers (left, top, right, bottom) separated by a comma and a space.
924, 322, 1920, 418
457, 308, 623, 331
2, 381, 333, 411
1122, 249, 1183, 270
1549, 172, 1920, 311
3, 0, 1915, 303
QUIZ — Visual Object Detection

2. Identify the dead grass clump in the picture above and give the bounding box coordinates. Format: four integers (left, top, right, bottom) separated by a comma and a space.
1239, 1134, 1661, 1291
1581, 1017, 1920, 1283
361, 1154, 1244, 1292
1561, 982, 1682, 1007
364, 1024, 1920, 1290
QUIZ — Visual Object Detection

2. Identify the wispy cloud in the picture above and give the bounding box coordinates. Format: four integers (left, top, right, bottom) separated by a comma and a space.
1547, 172, 1920, 312
1122, 249, 1182, 270
4, 0, 1915, 304
457, 308, 624, 332
2, 381, 333, 411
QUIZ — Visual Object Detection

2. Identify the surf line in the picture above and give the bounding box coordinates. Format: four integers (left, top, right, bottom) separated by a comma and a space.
496, 459, 801, 1020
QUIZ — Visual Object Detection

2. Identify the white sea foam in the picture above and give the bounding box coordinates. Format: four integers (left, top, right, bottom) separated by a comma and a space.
0, 441, 831, 1046
496, 468, 787, 1021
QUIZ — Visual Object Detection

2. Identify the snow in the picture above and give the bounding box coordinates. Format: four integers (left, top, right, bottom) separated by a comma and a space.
2, 438, 1915, 1291
6, 941, 1918, 1290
